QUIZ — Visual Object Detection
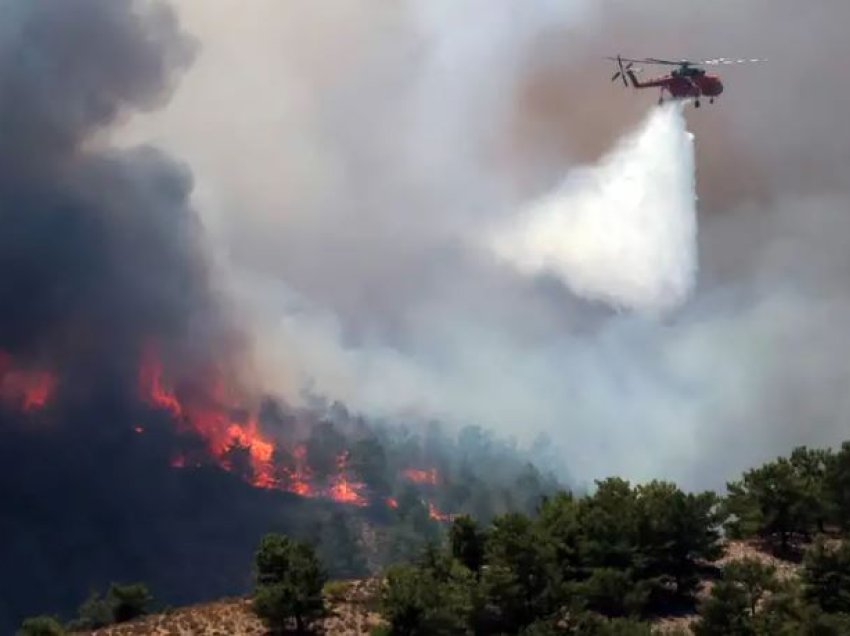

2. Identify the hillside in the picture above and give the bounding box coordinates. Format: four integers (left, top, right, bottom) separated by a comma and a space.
19, 440, 850, 635
79, 580, 385, 636
70, 541, 796, 636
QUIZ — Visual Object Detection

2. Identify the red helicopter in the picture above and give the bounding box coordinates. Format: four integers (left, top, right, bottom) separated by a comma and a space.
609, 55, 766, 107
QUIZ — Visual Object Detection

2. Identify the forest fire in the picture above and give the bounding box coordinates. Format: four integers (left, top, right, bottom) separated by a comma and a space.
138, 346, 369, 507
0, 343, 448, 517
0, 351, 56, 412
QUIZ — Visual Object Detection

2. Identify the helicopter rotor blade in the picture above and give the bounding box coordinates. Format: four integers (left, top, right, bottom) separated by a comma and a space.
606, 56, 655, 64
644, 57, 691, 66
702, 57, 768, 65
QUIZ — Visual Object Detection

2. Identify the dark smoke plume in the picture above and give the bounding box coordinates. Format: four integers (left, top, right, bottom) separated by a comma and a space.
0, 0, 259, 628
0, 0, 216, 386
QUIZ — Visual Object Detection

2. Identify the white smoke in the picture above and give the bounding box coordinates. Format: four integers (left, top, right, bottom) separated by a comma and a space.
112, 1, 850, 494
489, 102, 697, 313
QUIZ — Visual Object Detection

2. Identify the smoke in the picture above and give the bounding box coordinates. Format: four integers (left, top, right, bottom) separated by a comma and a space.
112, 0, 850, 499
0, 0, 287, 628
8, 3, 850, 623
489, 102, 697, 313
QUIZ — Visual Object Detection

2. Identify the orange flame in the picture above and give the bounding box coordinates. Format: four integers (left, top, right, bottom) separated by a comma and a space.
139, 345, 278, 490
326, 452, 368, 506
403, 467, 439, 485
281, 444, 315, 496
138, 346, 370, 506
428, 501, 454, 523
138, 349, 182, 418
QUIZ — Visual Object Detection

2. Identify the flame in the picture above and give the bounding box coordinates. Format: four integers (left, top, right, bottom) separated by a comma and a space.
139, 345, 278, 490
138, 349, 182, 418
403, 467, 439, 485
138, 345, 370, 506
281, 444, 315, 496
0, 351, 56, 412
428, 502, 454, 523
326, 452, 368, 507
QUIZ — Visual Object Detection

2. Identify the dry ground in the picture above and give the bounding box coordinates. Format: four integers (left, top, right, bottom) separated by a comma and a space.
82, 580, 385, 636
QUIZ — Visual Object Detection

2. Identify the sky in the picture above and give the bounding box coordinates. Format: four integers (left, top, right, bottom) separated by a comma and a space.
115, 0, 850, 491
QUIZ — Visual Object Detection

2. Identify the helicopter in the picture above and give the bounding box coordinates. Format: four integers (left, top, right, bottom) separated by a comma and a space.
608, 55, 766, 107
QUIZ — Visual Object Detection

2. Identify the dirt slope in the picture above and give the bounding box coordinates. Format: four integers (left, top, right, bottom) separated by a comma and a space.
82, 580, 384, 636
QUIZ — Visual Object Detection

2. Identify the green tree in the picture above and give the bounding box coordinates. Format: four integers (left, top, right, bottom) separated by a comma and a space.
723, 558, 781, 619
725, 457, 815, 551
633, 481, 722, 601
694, 557, 781, 636
16, 616, 66, 636
801, 537, 850, 614
252, 533, 327, 634
694, 579, 755, 636
482, 512, 554, 631
577, 568, 647, 618
380, 558, 476, 635
789, 446, 834, 533
825, 442, 850, 530
536, 491, 583, 584
578, 478, 638, 570
449, 515, 486, 576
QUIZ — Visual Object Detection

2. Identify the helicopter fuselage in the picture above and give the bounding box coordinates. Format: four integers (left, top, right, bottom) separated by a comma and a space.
626, 68, 723, 100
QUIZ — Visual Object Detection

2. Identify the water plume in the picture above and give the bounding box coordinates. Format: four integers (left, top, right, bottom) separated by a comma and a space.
489, 101, 697, 313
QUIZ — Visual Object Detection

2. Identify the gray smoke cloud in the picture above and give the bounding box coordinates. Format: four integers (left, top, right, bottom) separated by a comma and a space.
118, 0, 850, 491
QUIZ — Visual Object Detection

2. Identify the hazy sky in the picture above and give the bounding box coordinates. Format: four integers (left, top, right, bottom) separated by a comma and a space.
117, 1, 850, 491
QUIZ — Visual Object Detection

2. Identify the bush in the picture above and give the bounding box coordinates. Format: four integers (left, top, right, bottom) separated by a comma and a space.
252, 533, 327, 634
66, 582, 153, 630
17, 616, 66, 636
